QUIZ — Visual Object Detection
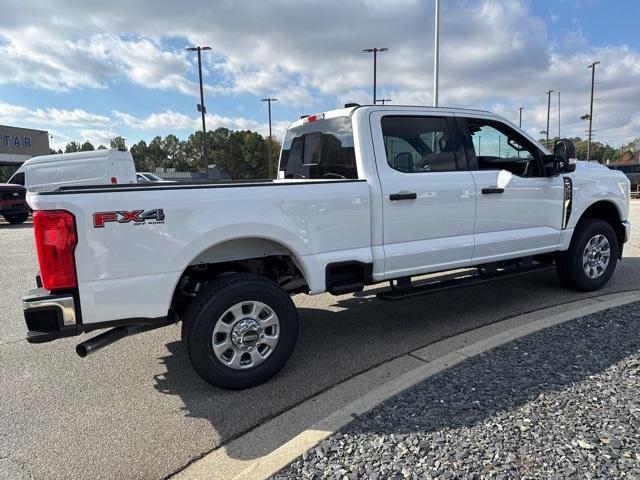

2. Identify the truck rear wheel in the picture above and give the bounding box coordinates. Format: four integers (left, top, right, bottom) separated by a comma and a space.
183, 273, 298, 389
3, 213, 29, 224
556, 218, 619, 291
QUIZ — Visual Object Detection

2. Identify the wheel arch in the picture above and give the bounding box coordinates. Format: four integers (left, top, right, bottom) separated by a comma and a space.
574, 200, 625, 247
168, 236, 313, 318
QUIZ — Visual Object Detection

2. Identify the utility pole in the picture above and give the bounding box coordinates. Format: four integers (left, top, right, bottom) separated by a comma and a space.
557, 91, 561, 138
586, 61, 600, 162
545, 89, 554, 149
362, 48, 388, 104
433, 0, 440, 107
518, 107, 524, 128
186, 45, 212, 167
261, 97, 278, 179
377, 99, 392, 105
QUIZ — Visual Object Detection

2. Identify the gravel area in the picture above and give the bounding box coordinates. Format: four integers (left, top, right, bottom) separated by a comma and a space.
273, 302, 640, 480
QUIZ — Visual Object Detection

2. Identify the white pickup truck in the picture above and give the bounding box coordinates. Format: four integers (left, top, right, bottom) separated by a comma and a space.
22, 105, 630, 389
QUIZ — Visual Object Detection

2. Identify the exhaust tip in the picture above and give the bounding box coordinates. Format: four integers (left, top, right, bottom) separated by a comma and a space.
76, 343, 88, 358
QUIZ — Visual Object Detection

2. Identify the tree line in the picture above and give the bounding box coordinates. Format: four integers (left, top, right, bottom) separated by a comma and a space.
53, 129, 281, 179
539, 137, 640, 164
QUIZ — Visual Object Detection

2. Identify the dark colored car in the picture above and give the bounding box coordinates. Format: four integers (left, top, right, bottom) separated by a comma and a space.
0, 183, 30, 224
608, 164, 640, 191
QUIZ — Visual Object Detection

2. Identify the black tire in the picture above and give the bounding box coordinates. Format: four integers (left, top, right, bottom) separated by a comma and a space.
556, 218, 619, 291
183, 273, 298, 389
3, 212, 29, 224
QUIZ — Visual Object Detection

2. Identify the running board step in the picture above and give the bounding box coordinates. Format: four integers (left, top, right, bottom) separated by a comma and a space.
329, 282, 365, 295
377, 264, 554, 301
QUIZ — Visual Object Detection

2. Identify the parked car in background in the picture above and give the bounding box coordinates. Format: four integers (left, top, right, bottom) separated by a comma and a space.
608, 164, 640, 192
0, 183, 29, 224
136, 172, 174, 183
9, 149, 136, 192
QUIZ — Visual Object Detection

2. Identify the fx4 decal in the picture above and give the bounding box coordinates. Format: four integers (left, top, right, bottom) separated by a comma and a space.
94, 209, 165, 228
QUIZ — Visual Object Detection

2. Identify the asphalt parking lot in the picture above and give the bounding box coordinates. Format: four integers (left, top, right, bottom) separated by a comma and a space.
2, 204, 640, 480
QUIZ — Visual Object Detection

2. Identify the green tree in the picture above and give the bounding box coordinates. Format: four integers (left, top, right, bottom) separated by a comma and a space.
64, 141, 80, 153
80, 141, 95, 151
110, 136, 127, 151
97, 145, 107, 150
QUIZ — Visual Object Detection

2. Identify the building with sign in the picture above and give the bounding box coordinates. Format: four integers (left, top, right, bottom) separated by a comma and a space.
0, 125, 50, 166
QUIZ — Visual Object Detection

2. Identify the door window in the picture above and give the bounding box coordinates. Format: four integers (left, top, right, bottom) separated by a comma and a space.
381, 116, 459, 173
464, 120, 541, 177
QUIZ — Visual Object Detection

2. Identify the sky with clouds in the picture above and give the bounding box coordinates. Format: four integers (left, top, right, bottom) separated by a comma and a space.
0, 0, 639, 150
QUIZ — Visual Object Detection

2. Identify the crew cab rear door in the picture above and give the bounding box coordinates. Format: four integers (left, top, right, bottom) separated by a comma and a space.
457, 115, 564, 263
370, 111, 476, 278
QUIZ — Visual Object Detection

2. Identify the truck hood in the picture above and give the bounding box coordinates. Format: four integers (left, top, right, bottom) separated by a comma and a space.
574, 160, 609, 172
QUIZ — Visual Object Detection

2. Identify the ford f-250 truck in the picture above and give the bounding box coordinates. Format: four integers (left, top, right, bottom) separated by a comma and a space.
22, 105, 631, 389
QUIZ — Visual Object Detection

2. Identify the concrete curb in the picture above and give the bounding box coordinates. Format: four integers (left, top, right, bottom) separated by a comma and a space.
171, 291, 640, 480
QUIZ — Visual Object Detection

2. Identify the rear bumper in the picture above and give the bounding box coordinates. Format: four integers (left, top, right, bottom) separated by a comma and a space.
23, 288, 79, 343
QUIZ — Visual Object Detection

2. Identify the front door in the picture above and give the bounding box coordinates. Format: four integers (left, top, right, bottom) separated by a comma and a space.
458, 116, 564, 263
370, 112, 477, 279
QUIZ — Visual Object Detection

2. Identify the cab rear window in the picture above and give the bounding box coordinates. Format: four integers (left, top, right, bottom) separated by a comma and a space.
279, 116, 357, 180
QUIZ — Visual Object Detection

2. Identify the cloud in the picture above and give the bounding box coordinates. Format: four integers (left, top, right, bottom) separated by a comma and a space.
0, 0, 638, 145
113, 109, 289, 139
78, 129, 120, 147
0, 102, 112, 127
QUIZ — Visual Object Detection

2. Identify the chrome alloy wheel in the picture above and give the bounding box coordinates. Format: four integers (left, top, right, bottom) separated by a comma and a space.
212, 301, 280, 370
582, 234, 611, 279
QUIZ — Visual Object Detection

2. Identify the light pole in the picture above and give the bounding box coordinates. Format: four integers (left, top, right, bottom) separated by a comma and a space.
186, 45, 212, 167
261, 97, 278, 178
545, 89, 554, 149
433, 0, 440, 107
518, 107, 524, 128
557, 91, 561, 138
362, 47, 388, 104
586, 61, 600, 162
377, 99, 392, 105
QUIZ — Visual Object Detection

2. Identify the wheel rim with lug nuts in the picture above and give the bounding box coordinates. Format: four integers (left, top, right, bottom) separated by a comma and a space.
212, 301, 280, 370
582, 234, 611, 279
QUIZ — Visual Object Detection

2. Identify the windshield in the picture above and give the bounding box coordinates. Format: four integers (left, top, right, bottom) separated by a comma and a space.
279, 116, 357, 179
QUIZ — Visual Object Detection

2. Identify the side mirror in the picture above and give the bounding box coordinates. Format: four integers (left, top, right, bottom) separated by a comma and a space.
393, 152, 413, 173
553, 138, 577, 173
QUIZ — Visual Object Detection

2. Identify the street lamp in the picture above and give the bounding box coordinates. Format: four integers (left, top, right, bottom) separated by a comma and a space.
433, 0, 440, 107
518, 107, 524, 128
586, 61, 601, 162
545, 90, 554, 149
362, 47, 388, 104
186, 45, 212, 167
261, 97, 278, 178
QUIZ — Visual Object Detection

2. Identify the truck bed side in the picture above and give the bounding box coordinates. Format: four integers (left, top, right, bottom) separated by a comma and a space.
27, 180, 372, 324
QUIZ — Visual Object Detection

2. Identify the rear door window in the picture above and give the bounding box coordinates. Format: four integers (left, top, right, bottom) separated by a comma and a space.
279, 116, 357, 179
381, 116, 461, 173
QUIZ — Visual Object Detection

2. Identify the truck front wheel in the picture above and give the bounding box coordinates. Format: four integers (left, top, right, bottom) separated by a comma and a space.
183, 273, 299, 389
556, 218, 619, 291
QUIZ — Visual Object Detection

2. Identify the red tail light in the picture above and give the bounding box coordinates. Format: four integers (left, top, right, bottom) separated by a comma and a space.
111, 177, 117, 184
33, 210, 78, 291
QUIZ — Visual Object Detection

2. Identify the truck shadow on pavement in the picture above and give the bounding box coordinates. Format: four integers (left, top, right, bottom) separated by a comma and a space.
152, 260, 640, 462
0, 222, 32, 230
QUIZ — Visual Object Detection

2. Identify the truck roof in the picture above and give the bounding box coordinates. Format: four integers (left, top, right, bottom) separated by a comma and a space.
20, 149, 128, 167
289, 104, 547, 153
